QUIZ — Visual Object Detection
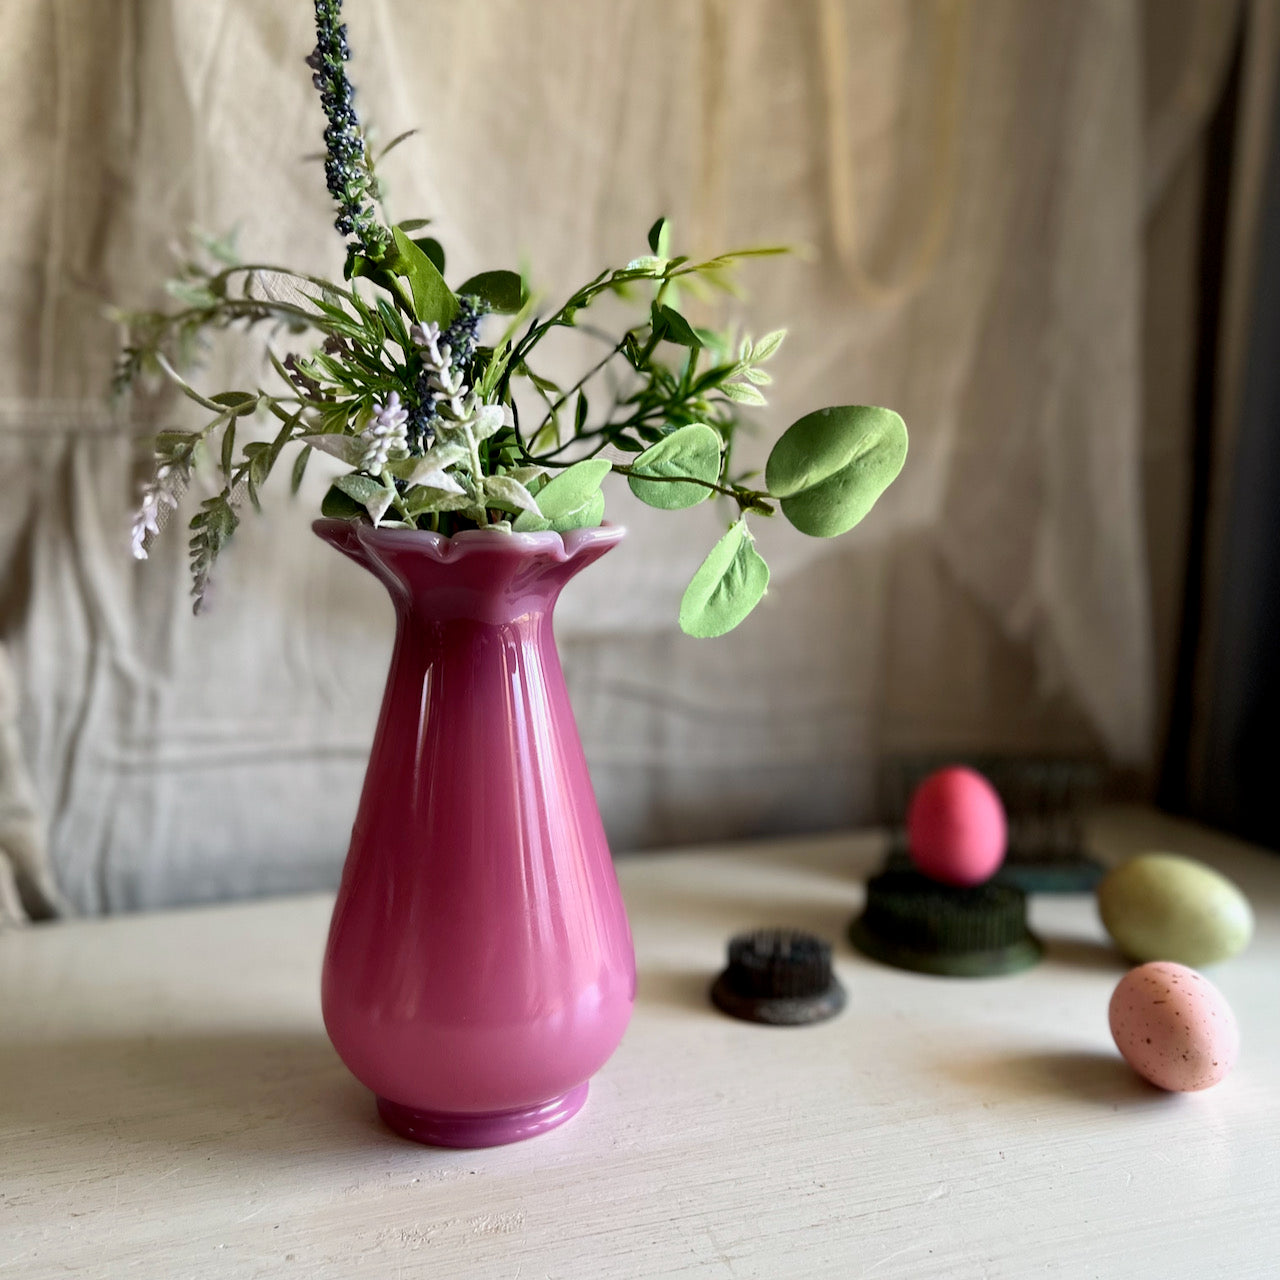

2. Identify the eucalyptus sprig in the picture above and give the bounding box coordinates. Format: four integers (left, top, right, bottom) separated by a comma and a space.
118, 0, 907, 633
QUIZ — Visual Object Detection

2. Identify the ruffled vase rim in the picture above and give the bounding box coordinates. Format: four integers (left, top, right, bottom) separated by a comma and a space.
313, 518, 626, 564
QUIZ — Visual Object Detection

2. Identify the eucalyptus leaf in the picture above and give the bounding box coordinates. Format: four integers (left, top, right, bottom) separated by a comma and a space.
457, 270, 525, 313
550, 487, 605, 533
765, 405, 907, 538
678, 520, 770, 638
627, 422, 721, 510
390, 225, 458, 327
512, 457, 611, 532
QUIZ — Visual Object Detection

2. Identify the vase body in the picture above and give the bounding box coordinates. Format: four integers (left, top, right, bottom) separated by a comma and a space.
314, 518, 635, 1147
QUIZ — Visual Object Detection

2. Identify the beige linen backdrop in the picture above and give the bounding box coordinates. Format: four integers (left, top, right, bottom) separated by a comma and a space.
0, 0, 1272, 920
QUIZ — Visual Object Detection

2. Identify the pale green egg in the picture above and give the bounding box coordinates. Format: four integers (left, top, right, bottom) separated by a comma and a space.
1097, 852, 1253, 966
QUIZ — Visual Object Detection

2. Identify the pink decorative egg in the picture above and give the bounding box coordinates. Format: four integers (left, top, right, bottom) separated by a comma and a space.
1109, 961, 1239, 1092
906, 766, 1007, 886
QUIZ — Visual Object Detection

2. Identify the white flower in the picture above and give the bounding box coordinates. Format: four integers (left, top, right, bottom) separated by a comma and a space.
410, 321, 444, 367
130, 464, 180, 560
361, 391, 410, 471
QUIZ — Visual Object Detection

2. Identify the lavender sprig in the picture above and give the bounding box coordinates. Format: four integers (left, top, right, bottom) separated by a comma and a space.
307, 0, 389, 258
406, 296, 486, 452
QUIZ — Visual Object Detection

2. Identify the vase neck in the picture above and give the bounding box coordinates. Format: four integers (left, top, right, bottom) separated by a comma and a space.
314, 520, 625, 624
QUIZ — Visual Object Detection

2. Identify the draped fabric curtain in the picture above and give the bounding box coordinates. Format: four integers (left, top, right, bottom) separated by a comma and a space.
0, 0, 1274, 921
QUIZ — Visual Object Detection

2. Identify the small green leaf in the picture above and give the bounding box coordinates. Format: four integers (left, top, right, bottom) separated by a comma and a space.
679, 520, 770, 638
575, 390, 589, 432
377, 128, 419, 161
211, 390, 259, 413
218, 421, 235, 479
390, 225, 458, 327
720, 381, 767, 406
512, 457, 611, 532
652, 304, 702, 349
765, 405, 907, 538
290, 445, 312, 495
627, 423, 721, 510
624, 255, 667, 275
457, 270, 525, 313
751, 329, 787, 362
647, 216, 670, 256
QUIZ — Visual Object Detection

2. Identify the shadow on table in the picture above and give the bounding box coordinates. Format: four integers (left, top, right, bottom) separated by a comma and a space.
0, 1031, 415, 1169
1038, 935, 1127, 972
942, 1048, 1169, 1108
636, 966, 715, 1015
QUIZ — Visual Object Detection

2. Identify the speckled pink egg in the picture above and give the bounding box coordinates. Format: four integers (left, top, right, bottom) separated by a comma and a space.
906, 766, 1007, 887
1109, 961, 1239, 1091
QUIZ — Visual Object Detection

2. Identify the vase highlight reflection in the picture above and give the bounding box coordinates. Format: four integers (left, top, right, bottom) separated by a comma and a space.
314, 519, 635, 1147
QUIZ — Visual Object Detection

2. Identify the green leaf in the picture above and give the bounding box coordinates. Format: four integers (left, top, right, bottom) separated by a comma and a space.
320, 484, 365, 520
414, 237, 446, 275
765, 405, 907, 538
390, 225, 458, 327
290, 445, 312, 495
751, 329, 787, 362
652, 304, 702, 349
300, 433, 368, 466
551, 487, 605, 533
334, 472, 397, 525
211, 390, 258, 414
396, 217, 432, 232
647, 217, 671, 257
377, 129, 419, 162
483, 474, 540, 515
512, 457, 611, 532
720, 381, 767, 406
624, 255, 667, 276
220, 421, 236, 479
627, 423, 721, 510
678, 520, 770, 638
457, 270, 525, 313
403, 485, 473, 517
574, 390, 589, 432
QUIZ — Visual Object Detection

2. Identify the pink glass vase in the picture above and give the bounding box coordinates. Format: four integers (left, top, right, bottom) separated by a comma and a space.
314, 518, 635, 1148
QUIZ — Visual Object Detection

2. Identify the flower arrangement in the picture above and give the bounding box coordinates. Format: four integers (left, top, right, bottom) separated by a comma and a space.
116, 0, 907, 636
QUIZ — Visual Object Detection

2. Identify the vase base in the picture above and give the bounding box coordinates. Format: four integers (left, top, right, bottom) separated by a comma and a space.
376, 1083, 589, 1148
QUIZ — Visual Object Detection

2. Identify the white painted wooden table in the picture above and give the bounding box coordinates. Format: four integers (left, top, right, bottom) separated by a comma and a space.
2, 806, 1278, 1279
